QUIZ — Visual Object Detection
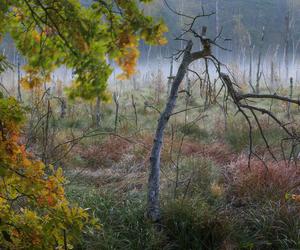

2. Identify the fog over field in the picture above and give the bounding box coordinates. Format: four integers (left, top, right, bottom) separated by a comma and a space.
2, 0, 300, 90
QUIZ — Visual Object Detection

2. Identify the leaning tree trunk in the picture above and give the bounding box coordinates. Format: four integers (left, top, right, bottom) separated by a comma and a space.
146, 23, 212, 221
146, 41, 193, 222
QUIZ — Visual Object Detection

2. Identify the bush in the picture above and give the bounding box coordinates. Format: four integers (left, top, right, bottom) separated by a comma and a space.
0, 97, 98, 249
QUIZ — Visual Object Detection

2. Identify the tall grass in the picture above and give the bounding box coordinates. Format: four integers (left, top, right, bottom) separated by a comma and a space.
236, 202, 300, 249
67, 184, 165, 250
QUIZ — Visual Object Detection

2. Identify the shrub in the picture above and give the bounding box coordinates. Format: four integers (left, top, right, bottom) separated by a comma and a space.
0, 97, 98, 249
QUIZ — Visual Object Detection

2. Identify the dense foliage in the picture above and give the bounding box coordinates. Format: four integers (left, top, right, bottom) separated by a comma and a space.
0, 94, 100, 248
0, 0, 167, 99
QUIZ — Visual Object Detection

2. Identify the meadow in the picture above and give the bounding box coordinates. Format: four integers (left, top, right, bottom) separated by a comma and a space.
13, 69, 300, 249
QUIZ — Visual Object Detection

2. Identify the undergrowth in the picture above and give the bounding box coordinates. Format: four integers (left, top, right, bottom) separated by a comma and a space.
66, 153, 300, 250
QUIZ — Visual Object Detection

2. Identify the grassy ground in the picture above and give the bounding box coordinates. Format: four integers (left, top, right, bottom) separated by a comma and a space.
22, 83, 300, 249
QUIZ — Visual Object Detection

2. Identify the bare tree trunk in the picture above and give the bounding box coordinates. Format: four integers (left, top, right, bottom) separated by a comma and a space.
256, 27, 265, 94
113, 92, 119, 133
131, 94, 138, 129
146, 45, 152, 69
17, 53, 22, 102
248, 34, 255, 93
285, 13, 291, 82
60, 97, 67, 119
95, 96, 101, 127
42, 99, 51, 165
274, 44, 280, 87
146, 23, 212, 222
288, 77, 293, 119
180, 0, 184, 50
185, 71, 191, 104
270, 61, 274, 89
147, 42, 193, 222
132, 75, 138, 90
292, 39, 300, 69
215, 0, 220, 59
167, 56, 174, 94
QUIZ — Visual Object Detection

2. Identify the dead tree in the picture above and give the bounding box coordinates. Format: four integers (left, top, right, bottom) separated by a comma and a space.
270, 61, 274, 89
147, 1, 300, 224
42, 99, 52, 165
113, 92, 119, 133
17, 53, 22, 102
167, 56, 175, 94
255, 27, 265, 94
146, 45, 152, 69
52, 96, 67, 119
215, 0, 220, 59
146, 6, 214, 220
147, 40, 197, 222
131, 94, 138, 129
284, 11, 292, 82
95, 96, 101, 127
288, 77, 293, 120
185, 70, 191, 100
248, 33, 255, 92
220, 73, 300, 166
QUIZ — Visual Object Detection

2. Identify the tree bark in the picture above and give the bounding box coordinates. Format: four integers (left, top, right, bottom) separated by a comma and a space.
95, 96, 101, 127
255, 27, 265, 94
215, 0, 220, 59
113, 92, 119, 133
146, 41, 193, 222
248, 34, 255, 93
17, 53, 22, 102
60, 97, 67, 119
167, 56, 174, 94
288, 77, 293, 119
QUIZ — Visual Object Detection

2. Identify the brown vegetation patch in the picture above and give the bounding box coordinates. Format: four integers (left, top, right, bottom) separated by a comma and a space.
180, 141, 236, 165
224, 155, 300, 204
76, 136, 134, 169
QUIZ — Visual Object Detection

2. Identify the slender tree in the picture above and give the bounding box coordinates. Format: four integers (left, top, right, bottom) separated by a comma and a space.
147, 23, 212, 222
